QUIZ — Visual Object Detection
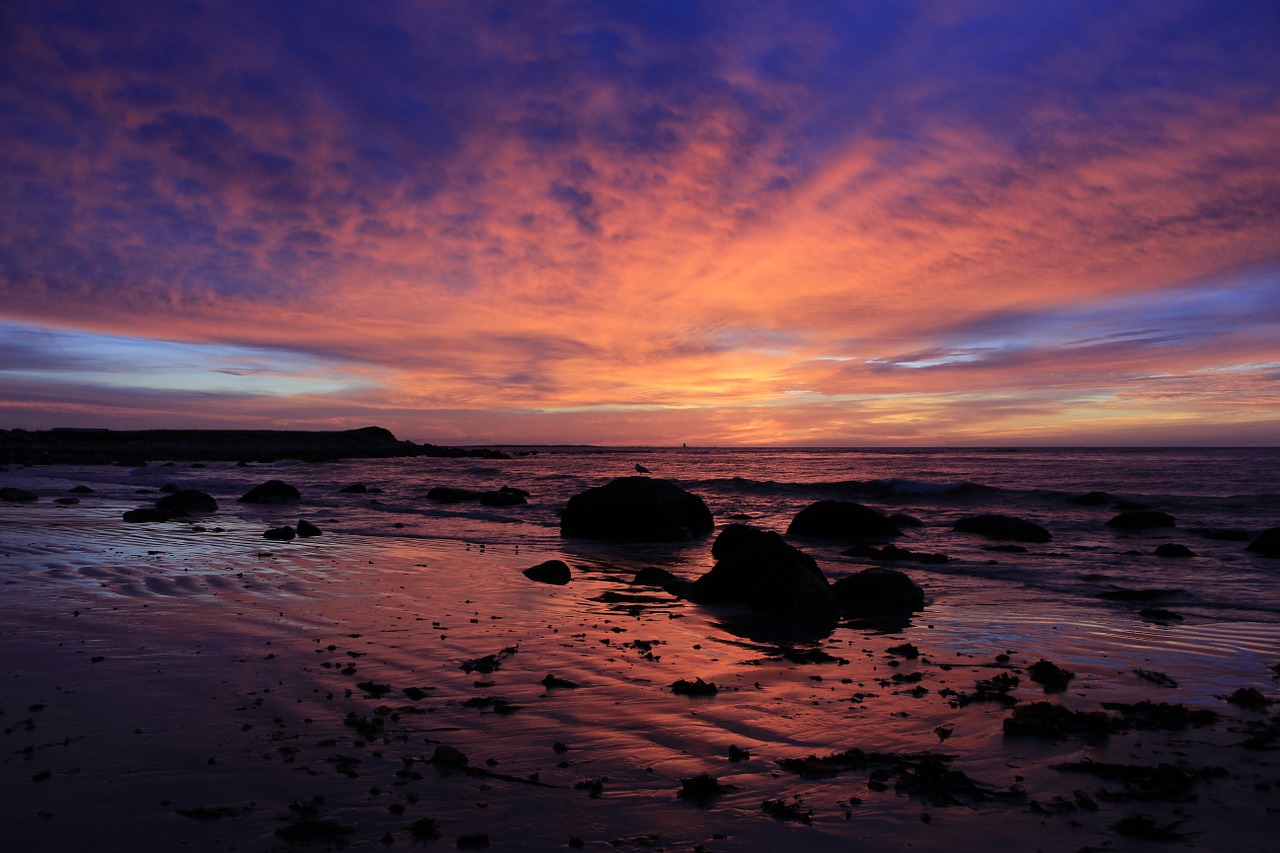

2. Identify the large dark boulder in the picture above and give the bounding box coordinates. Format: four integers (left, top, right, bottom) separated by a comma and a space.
688, 524, 839, 617
155, 489, 218, 515
560, 477, 713, 540
831, 567, 925, 613
238, 480, 301, 504
1246, 528, 1280, 557
953, 513, 1051, 543
1107, 510, 1176, 529
786, 500, 901, 540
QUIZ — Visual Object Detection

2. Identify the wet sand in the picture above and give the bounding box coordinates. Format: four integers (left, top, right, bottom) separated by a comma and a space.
2, 503, 1278, 852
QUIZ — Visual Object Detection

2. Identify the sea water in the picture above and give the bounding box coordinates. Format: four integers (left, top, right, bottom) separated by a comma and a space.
8, 446, 1279, 624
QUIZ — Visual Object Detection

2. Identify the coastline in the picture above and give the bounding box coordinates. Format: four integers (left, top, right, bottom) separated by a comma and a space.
0, 426, 510, 465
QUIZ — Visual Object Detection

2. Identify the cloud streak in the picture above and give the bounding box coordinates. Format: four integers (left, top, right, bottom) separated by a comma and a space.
1, 1, 1278, 444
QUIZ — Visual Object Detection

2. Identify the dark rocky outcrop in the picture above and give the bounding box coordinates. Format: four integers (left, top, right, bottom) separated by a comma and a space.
238, 480, 301, 504
296, 519, 322, 537
0, 426, 511, 465
560, 477, 713, 540
688, 524, 839, 617
1246, 527, 1280, 557
522, 560, 571, 585
1107, 510, 1176, 529
154, 489, 218, 515
1154, 543, 1194, 558
831, 567, 925, 613
786, 500, 901, 540
953, 514, 1051, 543
338, 483, 368, 493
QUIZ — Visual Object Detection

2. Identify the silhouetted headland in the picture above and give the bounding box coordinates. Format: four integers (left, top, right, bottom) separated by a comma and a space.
0, 425, 509, 465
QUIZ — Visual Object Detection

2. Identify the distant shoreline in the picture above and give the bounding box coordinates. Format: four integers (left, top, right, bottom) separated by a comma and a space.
0, 425, 510, 465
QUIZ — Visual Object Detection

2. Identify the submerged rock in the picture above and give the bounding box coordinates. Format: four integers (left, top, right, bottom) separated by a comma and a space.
1107, 510, 1176, 529
786, 500, 901, 540
480, 487, 528, 507
123, 508, 169, 523
688, 524, 839, 617
238, 480, 300, 504
560, 476, 713, 540
0, 487, 38, 502
831, 567, 925, 614
1154, 543, 1194, 558
953, 514, 1051, 543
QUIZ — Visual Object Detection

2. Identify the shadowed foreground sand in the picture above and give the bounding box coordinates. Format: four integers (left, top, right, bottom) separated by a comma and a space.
2, 503, 1278, 852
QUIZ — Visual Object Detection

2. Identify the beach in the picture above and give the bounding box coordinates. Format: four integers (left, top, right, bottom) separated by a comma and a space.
2, 448, 1279, 851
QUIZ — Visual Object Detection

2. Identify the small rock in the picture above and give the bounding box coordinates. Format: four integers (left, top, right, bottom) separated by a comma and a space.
431, 745, 468, 766
296, 519, 322, 537
523, 560, 571, 585
263, 525, 296, 541
1154, 543, 1194, 558
1107, 510, 1176, 529
953, 514, 1051, 543
155, 490, 218, 515
238, 480, 300, 504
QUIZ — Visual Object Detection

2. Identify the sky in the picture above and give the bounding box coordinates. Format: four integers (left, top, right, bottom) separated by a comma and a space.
2, 1, 1278, 446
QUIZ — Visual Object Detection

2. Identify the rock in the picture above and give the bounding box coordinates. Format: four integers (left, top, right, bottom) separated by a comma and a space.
263, 525, 296, 541
560, 476, 713, 540
633, 566, 680, 587
1069, 491, 1112, 506
426, 486, 484, 503
953, 514, 1051, 543
296, 519, 322, 537
672, 677, 718, 696
523, 559, 571, 585
154, 489, 218, 515
338, 482, 368, 493
1107, 510, 1175, 529
0, 487, 38, 502
123, 508, 169, 523
480, 487, 527, 507
238, 480, 300, 504
831, 567, 925, 613
54, 497, 79, 505
430, 744, 468, 766
69, 485, 94, 494
688, 524, 839, 617
1153, 543, 1194, 558
1027, 659, 1075, 691
786, 500, 901, 540
1246, 527, 1280, 557
677, 772, 731, 804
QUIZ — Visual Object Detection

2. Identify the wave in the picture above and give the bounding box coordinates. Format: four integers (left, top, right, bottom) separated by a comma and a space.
692, 476, 1000, 499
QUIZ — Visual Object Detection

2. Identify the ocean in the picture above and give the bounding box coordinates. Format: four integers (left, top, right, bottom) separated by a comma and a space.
11, 445, 1278, 622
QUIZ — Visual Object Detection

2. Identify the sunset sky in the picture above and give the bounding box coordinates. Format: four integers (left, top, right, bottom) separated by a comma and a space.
2, 1, 1278, 446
